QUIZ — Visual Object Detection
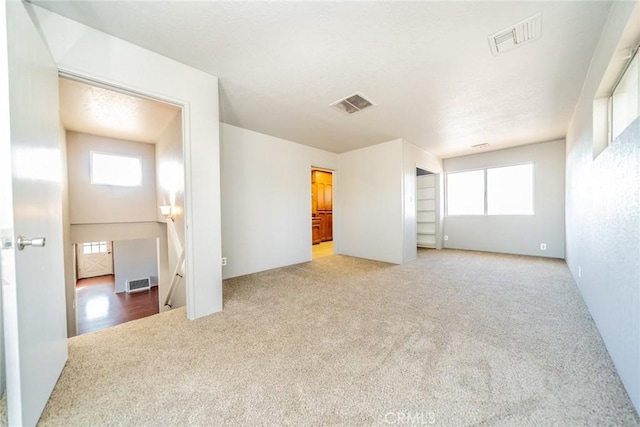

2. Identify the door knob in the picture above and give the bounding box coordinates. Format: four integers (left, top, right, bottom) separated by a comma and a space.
16, 235, 46, 251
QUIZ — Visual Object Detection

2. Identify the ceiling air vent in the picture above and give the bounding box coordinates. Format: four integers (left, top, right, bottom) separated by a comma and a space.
330, 92, 376, 115
472, 143, 490, 150
488, 13, 542, 56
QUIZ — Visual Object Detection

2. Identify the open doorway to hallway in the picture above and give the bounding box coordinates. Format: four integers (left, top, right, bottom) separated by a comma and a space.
311, 168, 334, 259
59, 76, 186, 336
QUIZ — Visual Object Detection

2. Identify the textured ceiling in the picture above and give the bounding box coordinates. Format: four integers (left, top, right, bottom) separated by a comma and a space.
38, 1, 612, 157
59, 78, 180, 144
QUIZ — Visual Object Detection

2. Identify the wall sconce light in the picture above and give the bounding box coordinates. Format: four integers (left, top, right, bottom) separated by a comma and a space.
160, 205, 176, 222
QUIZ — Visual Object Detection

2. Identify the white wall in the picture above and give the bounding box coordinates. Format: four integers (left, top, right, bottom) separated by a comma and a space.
66, 131, 157, 224
402, 140, 444, 262
0, 0, 5, 398
32, 6, 222, 319
113, 238, 158, 293
71, 222, 164, 244
339, 139, 404, 264
220, 124, 338, 279
155, 111, 186, 308
220, 126, 445, 275
565, 1, 640, 412
443, 140, 566, 258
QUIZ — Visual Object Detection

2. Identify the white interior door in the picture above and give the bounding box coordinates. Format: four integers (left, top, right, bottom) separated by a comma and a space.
0, 1, 68, 426
77, 241, 114, 279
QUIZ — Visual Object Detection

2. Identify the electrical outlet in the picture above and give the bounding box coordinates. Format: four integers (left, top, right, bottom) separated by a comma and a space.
578, 266, 582, 278
221, 257, 227, 266
540, 243, 546, 250
444, 235, 449, 241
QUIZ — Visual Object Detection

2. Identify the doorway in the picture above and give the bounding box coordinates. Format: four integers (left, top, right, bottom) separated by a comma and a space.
311, 168, 334, 258
76, 241, 113, 279
59, 76, 184, 336
74, 238, 160, 334
416, 168, 437, 249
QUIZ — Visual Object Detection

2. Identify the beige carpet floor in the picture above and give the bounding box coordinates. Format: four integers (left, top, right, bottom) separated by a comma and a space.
9, 249, 640, 425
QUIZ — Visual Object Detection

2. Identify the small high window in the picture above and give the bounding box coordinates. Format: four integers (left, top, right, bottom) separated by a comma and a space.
91, 152, 142, 187
593, 44, 640, 159
611, 50, 639, 141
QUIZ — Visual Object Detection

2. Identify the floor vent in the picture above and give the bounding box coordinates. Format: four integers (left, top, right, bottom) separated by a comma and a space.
330, 92, 376, 115
126, 277, 151, 293
489, 13, 542, 55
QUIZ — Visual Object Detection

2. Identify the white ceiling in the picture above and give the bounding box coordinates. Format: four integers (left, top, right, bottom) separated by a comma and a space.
38, 1, 612, 158
59, 78, 180, 144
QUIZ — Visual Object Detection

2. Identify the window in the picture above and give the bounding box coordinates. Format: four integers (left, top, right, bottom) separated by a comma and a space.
447, 170, 485, 215
91, 152, 142, 186
611, 50, 639, 142
487, 164, 534, 215
593, 45, 640, 159
82, 241, 108, 254
447, 163, 534, 216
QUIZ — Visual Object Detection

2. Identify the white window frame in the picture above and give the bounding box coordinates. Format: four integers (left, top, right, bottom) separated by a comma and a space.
609, 47, 639, 144
594, 44, 640, 159
90, 151, 143, 187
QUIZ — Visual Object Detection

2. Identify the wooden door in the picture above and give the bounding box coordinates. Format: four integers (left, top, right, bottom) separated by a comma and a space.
311, 169, 333, 242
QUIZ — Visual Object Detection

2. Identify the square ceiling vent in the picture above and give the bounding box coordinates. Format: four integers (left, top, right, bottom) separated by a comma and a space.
330, 92, 376, 115
489, 13, 542, 55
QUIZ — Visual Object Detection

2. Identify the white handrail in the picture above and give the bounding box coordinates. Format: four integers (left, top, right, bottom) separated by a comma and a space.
164, 248, 185, 308
163, 219, 185, 308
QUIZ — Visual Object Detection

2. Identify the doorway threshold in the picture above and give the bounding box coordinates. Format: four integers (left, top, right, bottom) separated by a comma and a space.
312, 241, 334, 259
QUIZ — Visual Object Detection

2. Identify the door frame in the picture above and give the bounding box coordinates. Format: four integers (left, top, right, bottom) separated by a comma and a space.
59, 72, 186, 333
59, 72, 184, 334
32, 4, 223, 320
56, 70, 195, 318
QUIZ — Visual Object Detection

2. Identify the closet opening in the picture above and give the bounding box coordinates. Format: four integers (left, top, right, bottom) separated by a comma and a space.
416, 168, 437, 249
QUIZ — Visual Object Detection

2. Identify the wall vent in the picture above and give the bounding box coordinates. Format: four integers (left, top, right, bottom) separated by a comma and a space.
126, 277, 151, 293
330, 92, 376, 115
489, 13, 542, 55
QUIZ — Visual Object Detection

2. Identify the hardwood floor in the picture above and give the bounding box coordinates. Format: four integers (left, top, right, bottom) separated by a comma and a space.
312, 241, 333, 259
76, 275, 159, 335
